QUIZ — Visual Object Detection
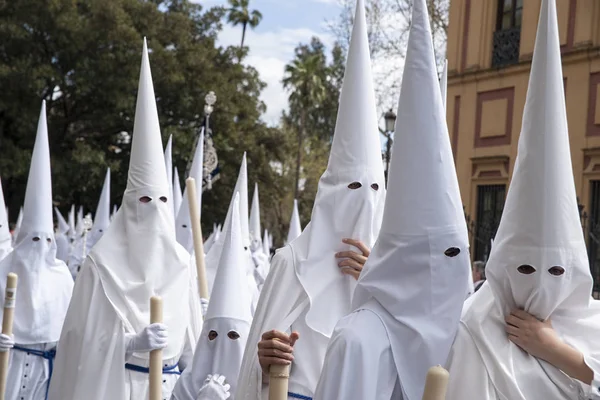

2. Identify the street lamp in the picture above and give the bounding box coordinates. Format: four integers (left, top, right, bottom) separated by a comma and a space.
204, 91, 217, 120
185, 91, 218, 188
384, 109, 396, 133
203, 91, 219, 190
382, 109, 396, 184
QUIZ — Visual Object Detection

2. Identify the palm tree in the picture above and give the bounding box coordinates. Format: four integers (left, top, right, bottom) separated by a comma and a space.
283, 53, 327, 199
227, 0, 263, 49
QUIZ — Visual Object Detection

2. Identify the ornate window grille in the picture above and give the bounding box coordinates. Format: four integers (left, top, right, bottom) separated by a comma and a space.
492, 0, 523, 68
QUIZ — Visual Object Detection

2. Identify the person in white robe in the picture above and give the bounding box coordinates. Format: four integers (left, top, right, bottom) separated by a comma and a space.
285, 199, 301, 245
445, 1, 600, 399
0, 178, 12, 261
11, 207, 23, 246
67, 205, 76, 242
176, 130, 204, 254
47, 39, 201, 400
235, 2, 385, 398
313, 2, 470, 398
439, 59, 474, 299
53, 207, 70, 263
0, 101, 74, 400
66, 205, 87, 277
86, 167, 111, 253
173, 167, 183, 217
204, 154, 260, 313
164, 134, 175, 219
249, 183, 269, 286
172, 193, 251, 400
262, 230, 270, 260
204, 224, 220, 255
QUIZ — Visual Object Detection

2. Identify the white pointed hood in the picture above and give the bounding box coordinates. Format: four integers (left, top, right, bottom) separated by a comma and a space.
204, 224, 220, 255
449, 2, 600, 398
352, 1, 470, 398
286, 199, 302, 244
16, 102, 54, 244
173, 167, 183, 217
67, 205, 75, 240
205, 153, 251, 291
440, 59, 448, 110
54, 207, 69, 234
223, 153, 250, 249
0, 178, 12, 261
75, 206, 84, 237
87, 39, 190, 360
87, 168, 111, 251
12, 207, 23, 245
205, 155, 259, 313
111, 204, 118, 221
0, 101, 73, 344
249, 183, 262, 252
172, 194, 251, 400
483, 4, 589, 320
262, 229, 270, 257
175, 130, 204, 253
287, 0, 386, 337
164, 134, 175, 219
206, 193, 252, 322
54, 207, 70, 263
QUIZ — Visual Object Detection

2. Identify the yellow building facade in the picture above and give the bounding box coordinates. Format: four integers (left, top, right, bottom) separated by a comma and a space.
447, 0, 600, 284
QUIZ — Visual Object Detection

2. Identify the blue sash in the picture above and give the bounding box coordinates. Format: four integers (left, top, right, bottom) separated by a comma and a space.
12, 345, 56, 400
124, 362, 181, 375
288, 392, 312, 400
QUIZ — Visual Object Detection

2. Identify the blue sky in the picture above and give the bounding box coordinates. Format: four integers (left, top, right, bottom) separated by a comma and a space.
197, 0, 343, 124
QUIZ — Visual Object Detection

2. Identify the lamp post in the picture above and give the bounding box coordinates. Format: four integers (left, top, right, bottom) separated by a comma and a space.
382, 109, 397, 185
202, 91, 219, 190
186, 91, 218, 189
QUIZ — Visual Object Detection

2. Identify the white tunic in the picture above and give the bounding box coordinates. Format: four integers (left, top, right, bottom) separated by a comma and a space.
6, 342, 55, 400
313, 308, 402, 400
236, 247, 330, 400
47, 261, 196, 400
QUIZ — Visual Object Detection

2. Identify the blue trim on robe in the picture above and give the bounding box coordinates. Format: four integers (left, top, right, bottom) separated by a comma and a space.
13, 345, 56, 400
288, 392, 312, 400
124, 362, 181, 375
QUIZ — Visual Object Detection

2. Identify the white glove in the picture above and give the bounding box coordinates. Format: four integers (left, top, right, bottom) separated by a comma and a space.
197, 374, 230, 400
0, 334, 14, 352
125, 323, 168, 357
200, 298, 209, 317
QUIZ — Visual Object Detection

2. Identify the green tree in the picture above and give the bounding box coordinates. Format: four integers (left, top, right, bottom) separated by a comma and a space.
282, 40, 328, 199
226, 0, 262, 50
281, 38, 345, 224
0, 0, 289, 239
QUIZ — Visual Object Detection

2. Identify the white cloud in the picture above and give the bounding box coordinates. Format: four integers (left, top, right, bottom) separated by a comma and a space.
217, 24, 335, 125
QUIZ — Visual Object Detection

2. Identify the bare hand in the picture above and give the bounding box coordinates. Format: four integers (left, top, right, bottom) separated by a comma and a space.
257, 330, 300, 375
336, 238, 370, 280
505, 309, 561, 361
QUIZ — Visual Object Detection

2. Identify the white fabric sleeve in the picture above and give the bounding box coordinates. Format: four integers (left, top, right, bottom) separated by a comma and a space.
178, 329, 194, 372
576, 355, 600, 400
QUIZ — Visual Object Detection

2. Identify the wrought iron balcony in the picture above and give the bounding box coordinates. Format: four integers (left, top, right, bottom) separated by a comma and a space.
492, 27, 521, 68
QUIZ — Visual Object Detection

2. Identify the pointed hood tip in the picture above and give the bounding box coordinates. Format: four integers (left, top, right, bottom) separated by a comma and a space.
326, 0, 383, 178
379, 0, 463, 235
205, 192, 251, 322
489, 0, 579, 251
127, 37, 169, 192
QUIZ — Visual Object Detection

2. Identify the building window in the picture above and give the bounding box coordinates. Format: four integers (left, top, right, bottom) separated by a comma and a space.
492, 0, 523, 68
474, 184, 506, 261
497, 0, 523, 30
588, 181, 600, 293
